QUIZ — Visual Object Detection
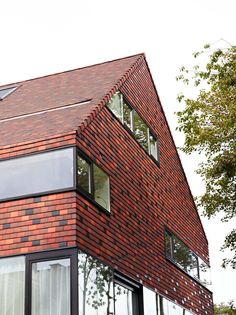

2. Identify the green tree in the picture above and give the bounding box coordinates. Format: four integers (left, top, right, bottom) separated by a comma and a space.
214, 301, 236, 314
176, 44, 236, 268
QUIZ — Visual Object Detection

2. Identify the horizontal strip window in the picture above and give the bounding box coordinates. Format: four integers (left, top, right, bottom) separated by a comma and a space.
143, 286, 195, 315
165, 230, 211, 287
77, 150, 110, 212
107, 91, 160, 163
0, 147, 75, 201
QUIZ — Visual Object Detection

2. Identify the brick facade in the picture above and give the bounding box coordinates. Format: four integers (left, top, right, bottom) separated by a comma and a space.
0, 54, 213, 314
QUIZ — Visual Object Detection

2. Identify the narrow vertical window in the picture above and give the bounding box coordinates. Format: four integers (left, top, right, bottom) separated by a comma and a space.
78, 252, 113, 315
107, 92, 123, 122
94, 164, 110, 211
149, 131, 158, 160
0, 256, 25, 315
133, 111, 149, 151
31, 259, 70, 315
123, 102, 132, 129
143, 287, 158, 315
77, 156, 91, 193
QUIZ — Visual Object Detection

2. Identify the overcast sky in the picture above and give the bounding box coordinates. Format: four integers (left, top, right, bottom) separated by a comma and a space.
0, 0, 235, 304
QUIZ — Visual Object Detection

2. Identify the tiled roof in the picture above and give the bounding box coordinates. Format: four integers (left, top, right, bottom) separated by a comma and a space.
0, 54, 144, 147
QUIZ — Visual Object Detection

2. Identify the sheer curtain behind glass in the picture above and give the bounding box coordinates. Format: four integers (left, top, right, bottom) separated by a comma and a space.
32, 259, 70, 315
0, 256, 25, 315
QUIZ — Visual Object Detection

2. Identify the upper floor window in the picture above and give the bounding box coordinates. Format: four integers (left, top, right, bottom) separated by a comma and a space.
0, 147, 74, 201
165, 230, 211, 287
77, 151, 110, 212
107, 92, 159, 163
0, 147, 110, 213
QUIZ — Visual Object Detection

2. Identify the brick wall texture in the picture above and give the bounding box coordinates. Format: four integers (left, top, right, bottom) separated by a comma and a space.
0, 55, 213, 314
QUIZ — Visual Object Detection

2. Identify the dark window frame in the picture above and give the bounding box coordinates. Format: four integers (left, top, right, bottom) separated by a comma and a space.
107, 92, 160, 167
164, 228, 211, 288
24, 248, 78, 315
76, 148, 111, 214
0, 145, 76, 203
114, 272, 143, 315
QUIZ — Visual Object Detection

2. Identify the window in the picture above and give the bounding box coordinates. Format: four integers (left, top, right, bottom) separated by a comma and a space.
77, 151, 110, 212
0, 256, 25, 315
78, 251, 113, 315
164, 229, 211, 286
31, 259, 71, 315
107, 92, 159, 163
114, 274, 141, 315
143, 287, 158, 315
0, 147, 74, 201
0, 86, 17, 100
159, 296, 189, 315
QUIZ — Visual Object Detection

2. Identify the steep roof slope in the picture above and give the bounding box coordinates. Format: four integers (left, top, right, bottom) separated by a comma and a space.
0, 54, 143, 147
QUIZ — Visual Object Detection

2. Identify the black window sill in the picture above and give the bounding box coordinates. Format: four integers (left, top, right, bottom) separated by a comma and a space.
165, 256, 213, 293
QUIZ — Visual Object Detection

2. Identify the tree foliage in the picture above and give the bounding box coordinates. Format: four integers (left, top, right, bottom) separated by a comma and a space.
176, 44, 236, 268
214, 301, 236, 315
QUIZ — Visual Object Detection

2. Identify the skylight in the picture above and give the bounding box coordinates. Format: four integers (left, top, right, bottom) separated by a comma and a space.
0, 86, 17, 101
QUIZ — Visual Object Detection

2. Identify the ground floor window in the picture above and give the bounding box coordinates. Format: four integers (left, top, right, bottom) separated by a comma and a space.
0, 249, 197, 315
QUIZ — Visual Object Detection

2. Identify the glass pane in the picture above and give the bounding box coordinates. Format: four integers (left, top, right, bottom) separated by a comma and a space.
173, 236, 193, 273
107, 92, 123, 121
123, 102, 131, 129
94, 165, 110, 211
187, 253, 198, 279
198, 257, 211, 286
77, 155, 91, 193
32, 259, 70, 315
78, 252, 113, 315
133, 111, 148, 151
115, 284, 133, 315
0, 147, 74, 200
149, 132, 158, 160
0, 256, 25, 315
161, 297, 183, 315
143, 287, 157, 315
165, 231, 172, 259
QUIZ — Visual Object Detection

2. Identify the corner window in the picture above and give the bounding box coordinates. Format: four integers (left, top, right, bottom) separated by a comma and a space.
164, 229, 211, 286
0, 256, 25, 315
107, 92, 159, 163
77, 151, 110, 212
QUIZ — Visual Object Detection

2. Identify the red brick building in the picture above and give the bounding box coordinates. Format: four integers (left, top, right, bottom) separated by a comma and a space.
0, 54, 213, 315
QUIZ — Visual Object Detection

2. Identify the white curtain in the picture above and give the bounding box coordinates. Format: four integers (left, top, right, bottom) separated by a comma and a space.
0, 256, 25, 315
31, 259, 70, 315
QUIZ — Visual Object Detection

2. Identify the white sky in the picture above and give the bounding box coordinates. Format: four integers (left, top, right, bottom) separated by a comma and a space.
0, 0, 235, 305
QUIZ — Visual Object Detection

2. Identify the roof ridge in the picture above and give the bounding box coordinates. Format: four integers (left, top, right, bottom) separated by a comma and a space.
0, 53, 145, 88
77, 54, 145, 133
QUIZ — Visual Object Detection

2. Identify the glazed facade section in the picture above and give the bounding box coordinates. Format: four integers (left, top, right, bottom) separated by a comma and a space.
0, 251, 195, 315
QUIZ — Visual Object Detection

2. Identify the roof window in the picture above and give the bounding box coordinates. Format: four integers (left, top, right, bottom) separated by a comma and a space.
0, 86, 17, 100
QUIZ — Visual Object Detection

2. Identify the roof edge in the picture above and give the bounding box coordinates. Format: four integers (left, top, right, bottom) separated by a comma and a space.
0, 53, 145, 89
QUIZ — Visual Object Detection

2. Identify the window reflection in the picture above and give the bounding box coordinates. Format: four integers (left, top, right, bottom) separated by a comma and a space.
31, 259, 70, 315
78, 252, 113, 315
115, 284, 134, 315
77, 156, 91, 193
94, 165, 110, 211
0, 148, 74, 201
160, 297, 183, 315
133, 111, 149, 151
0, 256, 25, 315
